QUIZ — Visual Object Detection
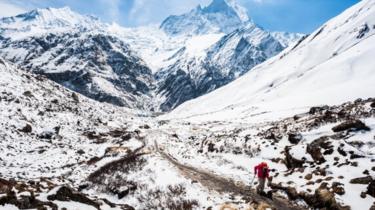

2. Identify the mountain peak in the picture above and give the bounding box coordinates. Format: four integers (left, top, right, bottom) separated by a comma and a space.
0, 6, 102, 37
160, 0, 250, 35
204, 0, 249, 22
16, 6, 77, 21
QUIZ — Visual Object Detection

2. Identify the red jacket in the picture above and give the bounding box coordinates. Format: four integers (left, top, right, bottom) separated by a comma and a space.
254, 163, 269, 178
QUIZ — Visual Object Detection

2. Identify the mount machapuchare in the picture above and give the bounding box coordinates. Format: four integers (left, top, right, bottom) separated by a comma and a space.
0, 0, 303, 112
156, 0, 303, 111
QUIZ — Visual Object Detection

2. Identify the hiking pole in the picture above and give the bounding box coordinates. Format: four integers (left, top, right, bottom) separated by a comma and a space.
249, 174, 256, 187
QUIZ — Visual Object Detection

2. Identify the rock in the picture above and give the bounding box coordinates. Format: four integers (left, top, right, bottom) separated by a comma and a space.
23, 91, 33, 97
284, 147, 304, 169
114, 184, 137, 199
367, 180, 375, 198
370, 203, 375, 210
305, 174, 313, 180
121, 133, 132, 141
316, 188, 335, 207
19, 124, 32, 133
306, 136, 331, 164
309, 106, 328, 115
286, 187, 299, 200
38, 131, 54, 139
361, 191, 367, 198
332, 120, 370, 132
72, 92, 79, 103
0, 190, 58, 210
77, 149, 85, 155
332, 182, 345, 195
139, 124, 150, 129
337, 146, 347, 156
47, 186, 100, 209
0, 178, 14, 194
350, 176, 373, 185
371, 101, 375, 108
53, 126, 61, 135
207, 143, 217, 153
288, 133, 303, 144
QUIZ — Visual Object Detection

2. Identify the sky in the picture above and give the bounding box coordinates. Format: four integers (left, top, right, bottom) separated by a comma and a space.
0, 0, 359, 33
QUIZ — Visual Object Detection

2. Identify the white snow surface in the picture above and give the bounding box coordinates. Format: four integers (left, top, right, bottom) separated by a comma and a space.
169, 0, 375, 122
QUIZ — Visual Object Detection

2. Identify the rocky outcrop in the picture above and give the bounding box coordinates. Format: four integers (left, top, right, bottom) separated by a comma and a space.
349, 176, 373, 185
284, 147, 304, 169
0, 190, 58, 210
332, 120, 370, 132
306, 136, 333, 164
47, 186, 100, 209
288, 133, 302, 144
368, 180, 375, 198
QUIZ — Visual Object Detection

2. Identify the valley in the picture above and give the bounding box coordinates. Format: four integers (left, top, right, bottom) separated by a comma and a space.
0, 0, 374, 209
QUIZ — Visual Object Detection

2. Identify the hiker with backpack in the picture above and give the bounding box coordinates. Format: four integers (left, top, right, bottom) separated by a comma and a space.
253, 162, 271, 194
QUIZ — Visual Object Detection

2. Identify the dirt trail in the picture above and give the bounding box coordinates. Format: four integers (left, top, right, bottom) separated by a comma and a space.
154, 140, 306, 210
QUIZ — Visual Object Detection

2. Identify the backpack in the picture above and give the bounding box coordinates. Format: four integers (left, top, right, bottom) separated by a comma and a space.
261, 166, 268, 178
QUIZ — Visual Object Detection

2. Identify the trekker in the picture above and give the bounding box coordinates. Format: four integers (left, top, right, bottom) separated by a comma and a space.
254, 162, 271, 194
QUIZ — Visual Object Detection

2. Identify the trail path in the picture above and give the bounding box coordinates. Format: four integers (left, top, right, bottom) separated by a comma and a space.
150, 129, 306, 210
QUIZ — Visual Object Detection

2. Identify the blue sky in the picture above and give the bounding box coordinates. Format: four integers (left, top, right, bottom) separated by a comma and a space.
0, 0, 359, 33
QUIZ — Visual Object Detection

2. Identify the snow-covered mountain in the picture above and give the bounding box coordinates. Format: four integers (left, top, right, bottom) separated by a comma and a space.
0, 8, 155, 110
0, 0, 304, 112
160, 0, 251, 36
154, 0, 307, 111
169, 0, 375, 120
0, 7, 104, 39
156, 24, 285, 111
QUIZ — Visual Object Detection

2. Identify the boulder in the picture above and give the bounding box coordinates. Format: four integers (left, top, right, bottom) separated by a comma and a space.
332, 120, 370, 132
288, 133, 303, 144
284, 147, 304, 169
305, 174, 313, 180
19, 124, 32, 133
38, 131, 55, 139
367, 180, 375, 198
23, 91, 33, 97
350, 176, 373, 185
306, 136, 332, 164
72, 92, 80, 103
332, 182, 345, 195
207, 142, 217, 153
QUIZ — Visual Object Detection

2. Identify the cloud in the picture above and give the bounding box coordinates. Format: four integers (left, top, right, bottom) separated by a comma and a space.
0, 0, 27, 18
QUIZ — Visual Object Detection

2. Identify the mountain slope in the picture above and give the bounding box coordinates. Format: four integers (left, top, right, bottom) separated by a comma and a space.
169, 0, 375, 120
156, 23, 285, 111
271, 31, 305, 48
0, 8, 155, 110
